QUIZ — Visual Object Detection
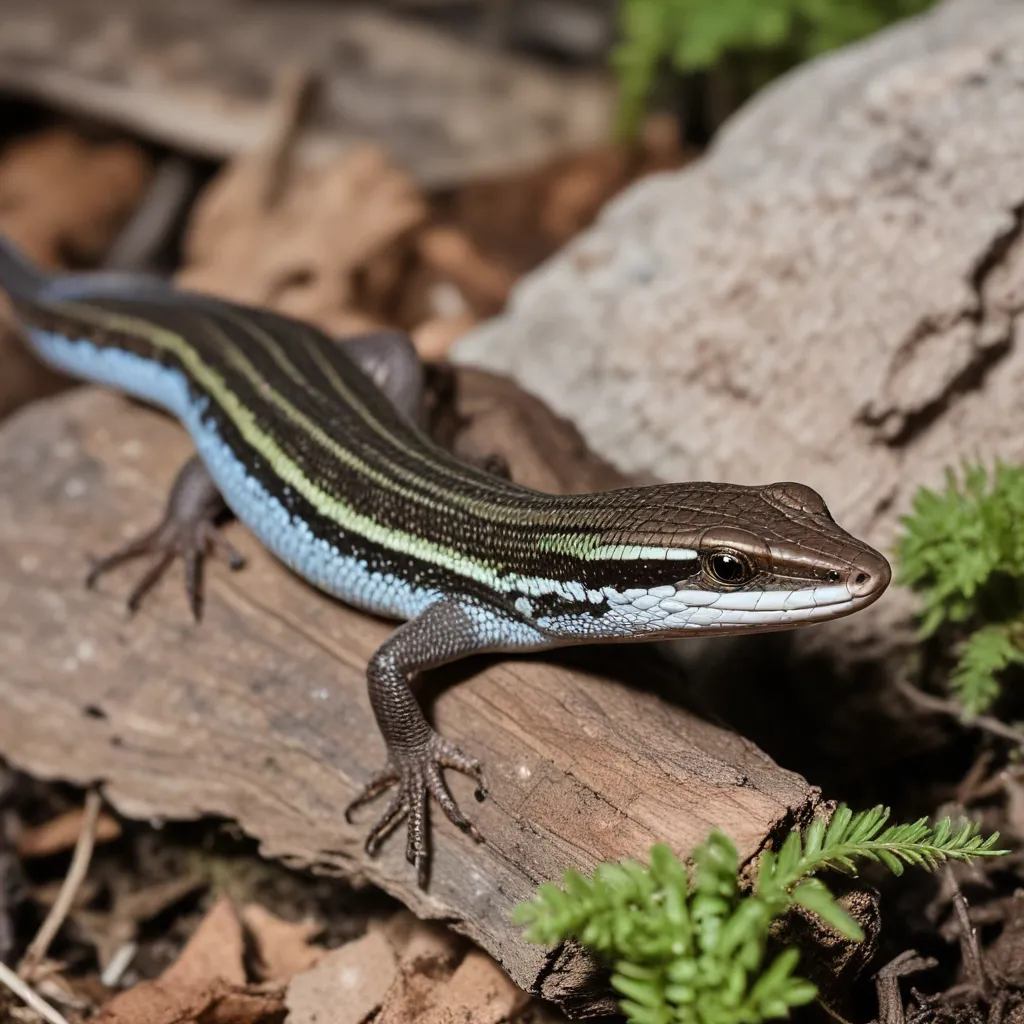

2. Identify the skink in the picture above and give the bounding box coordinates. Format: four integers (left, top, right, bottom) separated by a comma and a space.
0, 237, 891, 885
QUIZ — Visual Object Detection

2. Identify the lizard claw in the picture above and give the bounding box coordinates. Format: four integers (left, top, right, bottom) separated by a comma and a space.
345, 733, 487, 888
86, 457, 243, 621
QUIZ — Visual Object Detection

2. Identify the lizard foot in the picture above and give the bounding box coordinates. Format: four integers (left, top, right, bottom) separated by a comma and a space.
345, 732, 487, 887
86, 456, 243, 621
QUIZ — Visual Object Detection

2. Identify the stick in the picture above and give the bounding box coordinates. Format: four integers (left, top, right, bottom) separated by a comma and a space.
19, 789, 103, 977
0, 961, 70, 1024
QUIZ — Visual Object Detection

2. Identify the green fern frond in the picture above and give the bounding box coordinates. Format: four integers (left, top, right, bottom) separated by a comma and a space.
949, 623, 1024, 718
517, 806, 1005, 1024
897, 461, 1024, 716
762, 804, 1005, 883
897, 462, 1024, 635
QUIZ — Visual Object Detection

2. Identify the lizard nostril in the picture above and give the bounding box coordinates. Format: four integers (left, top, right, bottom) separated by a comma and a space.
855, 572, 869, 586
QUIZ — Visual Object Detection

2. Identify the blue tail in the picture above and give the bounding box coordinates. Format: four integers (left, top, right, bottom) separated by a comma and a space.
0, 235, 51, 299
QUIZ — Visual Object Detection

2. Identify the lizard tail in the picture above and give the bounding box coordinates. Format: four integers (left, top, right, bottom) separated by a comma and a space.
0, 235, 51, 299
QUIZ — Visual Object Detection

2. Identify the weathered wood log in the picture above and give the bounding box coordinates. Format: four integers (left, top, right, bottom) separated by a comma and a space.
0, 379, 820, 1012
0, 0, 612, 188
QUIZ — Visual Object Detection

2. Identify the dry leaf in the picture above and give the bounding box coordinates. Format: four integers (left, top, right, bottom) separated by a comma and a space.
436, 949, 530, 1024
417, 226, 516, 313
286, 929, 398, 1024
376, 947, 527, 1024
96, 977, 284, 1024
0, 127, 152, 267
394, 917, 463, 971
96, 898, 284, 1024
0, 127, 152, 418
242, 903, 325, 982
73, 874, 206, 971
178, 132, 425, 334
17, 806, 121, 859
161, 896, 246, 988
369, 918, 470, 1024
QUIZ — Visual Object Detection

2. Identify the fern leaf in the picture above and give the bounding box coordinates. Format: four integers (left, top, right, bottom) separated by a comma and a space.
778, 806, 1007, 885
789, 878, 863, 940
950, 623, 1024, 717
517, 802, 1004, 1024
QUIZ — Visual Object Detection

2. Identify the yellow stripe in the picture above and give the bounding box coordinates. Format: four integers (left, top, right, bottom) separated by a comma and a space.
53, 299, 697, 567
204, 316, 440, 509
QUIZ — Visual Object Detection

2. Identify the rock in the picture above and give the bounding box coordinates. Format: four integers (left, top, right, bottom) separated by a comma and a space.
454, 0, 1024, 654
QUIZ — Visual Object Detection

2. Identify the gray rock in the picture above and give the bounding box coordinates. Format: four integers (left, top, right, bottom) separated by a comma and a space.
454, 0, 1024, 652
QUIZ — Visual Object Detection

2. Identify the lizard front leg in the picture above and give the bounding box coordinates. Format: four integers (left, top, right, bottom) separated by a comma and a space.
87, 331, 429, 619
86, 454, 243, 621
345, 599, 497, 888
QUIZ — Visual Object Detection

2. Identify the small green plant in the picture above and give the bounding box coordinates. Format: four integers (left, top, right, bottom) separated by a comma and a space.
516, 805, 1004, 1024
612, 0, 938, 138
897, 461, 1024, 717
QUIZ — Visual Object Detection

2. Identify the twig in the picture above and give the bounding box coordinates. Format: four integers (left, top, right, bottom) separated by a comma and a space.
100, 941, 137, 988
895, 679, 1024, 746
874, 950, 939, 1024
0, 960, 70, 1024
258, 65, 316, 210
19, 789, 103, 977
956, 748, 997, 806
945, 866, 989, 997
101, 156, 198, 273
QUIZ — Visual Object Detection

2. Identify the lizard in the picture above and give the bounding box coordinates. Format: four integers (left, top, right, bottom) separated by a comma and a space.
0, 235, 891, 886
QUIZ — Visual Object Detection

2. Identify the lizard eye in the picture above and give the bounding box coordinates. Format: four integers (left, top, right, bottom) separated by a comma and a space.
825, 569, 841, 583
703, 550, 752, 588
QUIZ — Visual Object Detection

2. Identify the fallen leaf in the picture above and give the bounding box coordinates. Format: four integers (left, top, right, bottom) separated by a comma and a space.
95, 899, 283, 1024
73, 874, 206, 972
176, 72, 426, 336
393, 916, 464, 972
96, 976, 284, 1024
242, 903, 325, 982
371, 918, 471, 1024
286, 929, 398, 1024
376, 946, 527, 1024
0, 127, 152, 267
161, 896, 246, 988
0, 127, 152, 419
432, 949, 530, 1024
17, 806, 122, 859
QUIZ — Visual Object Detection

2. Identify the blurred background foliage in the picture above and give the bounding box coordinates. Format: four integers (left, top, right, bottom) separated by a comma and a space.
612, 0, 939, 139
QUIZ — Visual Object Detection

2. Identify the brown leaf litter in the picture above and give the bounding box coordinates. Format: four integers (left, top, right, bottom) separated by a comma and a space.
18, 806, 122, 860
96, 897, 284, 1024
0, 126, 153, 418
175, 70, 427, 339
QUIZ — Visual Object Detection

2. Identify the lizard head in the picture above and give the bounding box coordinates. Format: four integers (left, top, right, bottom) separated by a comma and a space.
523, 481, 890, 640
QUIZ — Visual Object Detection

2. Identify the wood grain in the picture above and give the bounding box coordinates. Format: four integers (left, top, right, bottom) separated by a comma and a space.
0, 384, 820, 1012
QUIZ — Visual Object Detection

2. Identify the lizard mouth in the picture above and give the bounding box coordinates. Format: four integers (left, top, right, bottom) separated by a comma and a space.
638, 582, 869, 631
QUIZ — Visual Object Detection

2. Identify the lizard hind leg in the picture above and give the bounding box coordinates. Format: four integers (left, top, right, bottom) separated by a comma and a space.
86, 454, 244, 621
343, 331, 426, 427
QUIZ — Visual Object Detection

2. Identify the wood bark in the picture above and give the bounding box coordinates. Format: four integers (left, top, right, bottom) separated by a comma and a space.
0, 376, 819, 1012
0, 0, 612, 188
